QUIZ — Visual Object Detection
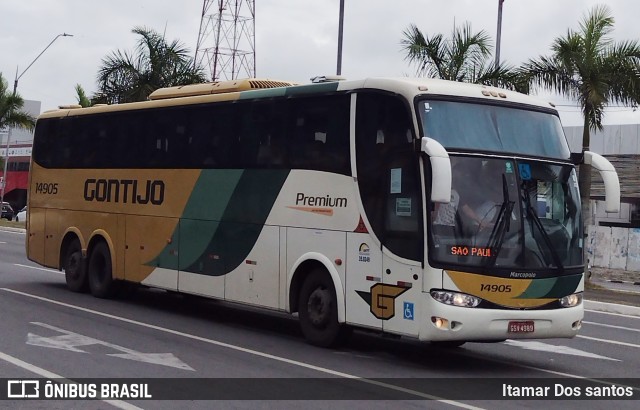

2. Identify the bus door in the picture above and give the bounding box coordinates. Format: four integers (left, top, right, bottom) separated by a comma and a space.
380, 156, 423, 337
353, 91, 422, 335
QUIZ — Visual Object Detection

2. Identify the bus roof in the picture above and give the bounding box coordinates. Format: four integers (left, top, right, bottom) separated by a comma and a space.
39, 77, 557, 120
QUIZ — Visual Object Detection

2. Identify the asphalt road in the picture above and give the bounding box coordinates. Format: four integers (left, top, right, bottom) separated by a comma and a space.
0, 229, 639, 409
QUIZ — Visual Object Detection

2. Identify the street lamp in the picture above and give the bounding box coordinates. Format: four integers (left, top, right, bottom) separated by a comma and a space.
0, 33, 72, 206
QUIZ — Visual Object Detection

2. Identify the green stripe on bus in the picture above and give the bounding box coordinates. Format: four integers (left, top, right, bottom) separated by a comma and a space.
542, 274, 582, 298
238, 88, 289, 100
147, 169, 243, 270
148, 169, 290, 275
284, 82, 340, 96
516, 274, 582, 299
183, 169, 290, 276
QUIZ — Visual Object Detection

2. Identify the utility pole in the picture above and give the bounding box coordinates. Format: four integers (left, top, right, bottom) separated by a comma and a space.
495, 0, 505, 69
336, 0, 345, 76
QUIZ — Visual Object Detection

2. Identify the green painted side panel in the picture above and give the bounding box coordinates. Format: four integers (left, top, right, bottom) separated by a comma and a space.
517, 274, 582, 299
182, 169, 290, 276
238, 82, 340, 101
284, 82, 340, 96
238, 88, 288, 100
148, 169, 242, 270
178, 219, 221, 273
182, 169, 244, 220
515, 277, 557, 299
543, 274, 583, 298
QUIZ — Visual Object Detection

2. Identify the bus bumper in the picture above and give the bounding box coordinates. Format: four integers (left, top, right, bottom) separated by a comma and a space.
418, 294, 583, 342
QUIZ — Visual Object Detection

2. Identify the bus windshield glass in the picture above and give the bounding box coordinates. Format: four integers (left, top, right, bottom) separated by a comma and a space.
418, 100, 571, 159
428, 156, 583, 273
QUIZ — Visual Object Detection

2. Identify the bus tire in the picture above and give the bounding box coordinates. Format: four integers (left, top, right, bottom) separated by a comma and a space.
64, 240, 88, 293
88, 241, 119, 298
298, 269, 350, 348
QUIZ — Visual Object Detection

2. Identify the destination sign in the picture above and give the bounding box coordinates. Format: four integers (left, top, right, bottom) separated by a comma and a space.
450, 246, 492, 257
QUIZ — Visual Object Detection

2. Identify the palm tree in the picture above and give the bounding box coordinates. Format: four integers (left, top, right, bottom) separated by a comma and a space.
95, 26, 206, 104
401, 22, 528, 92
0, 72, 36, 171
74, 84, 92, 108
522, 5, 640, 225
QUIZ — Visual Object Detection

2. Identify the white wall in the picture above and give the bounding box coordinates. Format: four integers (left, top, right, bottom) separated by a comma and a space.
586, 225, 640, 272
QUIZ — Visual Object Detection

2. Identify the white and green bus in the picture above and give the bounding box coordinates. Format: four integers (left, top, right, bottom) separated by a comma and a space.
27, 77, 620, 347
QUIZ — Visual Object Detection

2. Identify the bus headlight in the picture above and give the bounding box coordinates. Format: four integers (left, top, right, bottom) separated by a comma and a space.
431, 290, 481, 308
560, 293, 583, 308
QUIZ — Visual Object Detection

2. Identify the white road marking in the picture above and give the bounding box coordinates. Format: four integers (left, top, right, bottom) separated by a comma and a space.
583, 320, 640, 333
503, 340, 619, 361
0, 351, 142, 410
576, 334, 640, 349
0, 241, 6, 244
0, 288, 482, 409
0, 229, 25, 235
585, 308, 640, 319
28, 322, 194, 371
14, 263, 62, 274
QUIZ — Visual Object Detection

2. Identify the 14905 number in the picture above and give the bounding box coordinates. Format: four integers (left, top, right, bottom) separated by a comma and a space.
35, 182, 58, 195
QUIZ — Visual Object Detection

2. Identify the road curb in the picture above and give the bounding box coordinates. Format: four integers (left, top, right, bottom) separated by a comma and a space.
584, 300, 640, 317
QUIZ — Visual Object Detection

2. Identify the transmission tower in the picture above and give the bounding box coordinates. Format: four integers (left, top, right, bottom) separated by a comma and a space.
194, 0, 256, 81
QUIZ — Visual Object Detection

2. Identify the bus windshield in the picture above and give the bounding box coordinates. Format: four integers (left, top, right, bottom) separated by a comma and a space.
418, 99, 571, 159
428, 156, 583, 274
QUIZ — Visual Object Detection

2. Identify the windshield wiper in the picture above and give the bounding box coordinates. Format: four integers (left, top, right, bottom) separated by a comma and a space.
522, 185, 564, 270
485, 174, 514, 267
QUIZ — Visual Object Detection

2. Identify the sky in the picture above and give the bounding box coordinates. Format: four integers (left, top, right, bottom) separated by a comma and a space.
2, 0, 640, 126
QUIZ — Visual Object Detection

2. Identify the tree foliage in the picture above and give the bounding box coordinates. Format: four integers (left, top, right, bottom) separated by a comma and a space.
75, 84, 92, 108
0, 72, 36, 133
94, 26, 206, 104
522, 5, 640, 225
401, 22, 528, 92
522, 5, 640, 148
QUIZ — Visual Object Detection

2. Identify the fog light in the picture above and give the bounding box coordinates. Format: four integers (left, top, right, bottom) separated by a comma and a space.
560, 293, 583, 308
431, 316, 449, 329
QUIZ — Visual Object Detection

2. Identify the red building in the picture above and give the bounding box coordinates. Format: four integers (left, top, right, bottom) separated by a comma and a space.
0, 143, 31, 211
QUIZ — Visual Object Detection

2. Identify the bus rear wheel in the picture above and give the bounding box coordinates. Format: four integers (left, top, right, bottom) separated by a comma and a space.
298, 269, 350, 348
88, 241, 119, 298
64, 240, 88, 293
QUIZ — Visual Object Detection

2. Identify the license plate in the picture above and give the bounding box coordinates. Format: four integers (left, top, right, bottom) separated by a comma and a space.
508, 320, 535, 333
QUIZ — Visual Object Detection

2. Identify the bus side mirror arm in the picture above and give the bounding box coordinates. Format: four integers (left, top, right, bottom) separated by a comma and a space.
421, 137, 451, 204
583, 151, 620, 213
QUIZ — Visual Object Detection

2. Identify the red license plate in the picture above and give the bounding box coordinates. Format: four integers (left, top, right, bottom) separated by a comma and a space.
508, 320, 535, 333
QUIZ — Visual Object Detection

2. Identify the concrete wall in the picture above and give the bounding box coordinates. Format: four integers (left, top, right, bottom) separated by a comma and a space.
586, 225, 640, 271
564, 124, 640, 154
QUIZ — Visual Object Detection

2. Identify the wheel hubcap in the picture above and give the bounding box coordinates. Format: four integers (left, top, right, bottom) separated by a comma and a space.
308, 287, 330, 326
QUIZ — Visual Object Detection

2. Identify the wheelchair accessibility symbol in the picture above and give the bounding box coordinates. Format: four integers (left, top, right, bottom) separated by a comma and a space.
403, 302, 414, 320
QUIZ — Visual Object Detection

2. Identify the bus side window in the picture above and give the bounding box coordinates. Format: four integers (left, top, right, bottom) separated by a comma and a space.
287, 95, 349, 174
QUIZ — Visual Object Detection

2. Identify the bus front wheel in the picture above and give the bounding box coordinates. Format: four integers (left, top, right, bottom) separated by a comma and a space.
88, 241, 119, 298
298, 269, 350, 348
64, 240, 88, 293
